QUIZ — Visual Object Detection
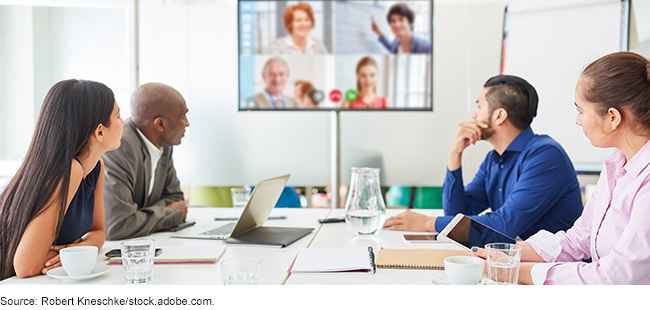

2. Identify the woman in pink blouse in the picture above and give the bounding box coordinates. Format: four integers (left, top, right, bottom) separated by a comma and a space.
342, 56, 392, 109
474, 51, 650, 284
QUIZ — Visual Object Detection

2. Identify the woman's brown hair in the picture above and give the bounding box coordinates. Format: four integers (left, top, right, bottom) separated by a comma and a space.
580, 51, 650, 135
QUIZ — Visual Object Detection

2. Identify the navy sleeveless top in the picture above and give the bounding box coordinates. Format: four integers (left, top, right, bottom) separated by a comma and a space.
56, 159, 101, 245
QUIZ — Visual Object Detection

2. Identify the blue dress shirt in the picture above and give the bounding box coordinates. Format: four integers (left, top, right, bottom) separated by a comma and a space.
378, 34, 432, 54
434, 127, 583, 240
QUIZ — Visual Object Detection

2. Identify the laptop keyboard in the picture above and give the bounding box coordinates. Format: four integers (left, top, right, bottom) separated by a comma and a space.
200, 222, 236, 237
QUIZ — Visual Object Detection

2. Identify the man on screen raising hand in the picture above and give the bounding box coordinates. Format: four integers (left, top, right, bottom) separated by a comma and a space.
385, 75, 583, 242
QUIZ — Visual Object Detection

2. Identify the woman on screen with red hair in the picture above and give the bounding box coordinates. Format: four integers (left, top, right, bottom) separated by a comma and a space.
342, 56, 392, 109
295, 80, 319, 109
270, 3, 328, 55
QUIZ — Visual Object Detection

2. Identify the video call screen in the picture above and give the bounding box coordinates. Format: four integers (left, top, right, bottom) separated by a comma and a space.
238, 0, 433, 111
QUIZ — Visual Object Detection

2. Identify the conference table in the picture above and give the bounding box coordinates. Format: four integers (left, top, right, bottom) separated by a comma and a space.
0, 207, 460, 285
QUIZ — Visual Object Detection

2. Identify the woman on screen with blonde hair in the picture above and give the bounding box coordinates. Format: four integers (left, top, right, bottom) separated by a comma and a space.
342, 56, 392, 109
269, 3, 328, 55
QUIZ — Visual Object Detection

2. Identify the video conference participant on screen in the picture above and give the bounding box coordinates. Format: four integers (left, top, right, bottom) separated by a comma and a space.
295, 80, 319, 109
342, 56, 392, 109
371, 3, 431, 54
270, 3, 328, 55
246, 57, 300, 109
384, 75, 583, 242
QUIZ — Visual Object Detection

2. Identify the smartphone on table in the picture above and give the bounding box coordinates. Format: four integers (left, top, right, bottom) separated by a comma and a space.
105, 248, 163, 258
403, 234, 439, 242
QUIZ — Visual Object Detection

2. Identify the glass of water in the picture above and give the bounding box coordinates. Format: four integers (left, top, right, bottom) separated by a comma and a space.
221, 257, 261, 285
485, 243, 522, 285
120, 239, 155, 284
231, 187, 252, 209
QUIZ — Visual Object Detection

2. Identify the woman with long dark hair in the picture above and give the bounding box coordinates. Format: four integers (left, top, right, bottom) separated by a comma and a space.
0, 79, 124, 279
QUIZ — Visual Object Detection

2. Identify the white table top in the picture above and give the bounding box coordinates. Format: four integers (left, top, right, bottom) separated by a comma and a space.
1, 207, 331, 285
2, 207, 459, 286
284, 209, 467, 285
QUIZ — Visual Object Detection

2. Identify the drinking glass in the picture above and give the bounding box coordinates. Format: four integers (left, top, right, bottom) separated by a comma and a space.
120, 239, 155, 284
231, 187, 252, 209
221, 258, 261, 285
344, 167, 386, 235
485, 243, 521, 285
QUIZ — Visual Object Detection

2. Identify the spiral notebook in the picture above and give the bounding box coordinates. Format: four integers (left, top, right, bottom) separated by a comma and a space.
376, 248, 472, 270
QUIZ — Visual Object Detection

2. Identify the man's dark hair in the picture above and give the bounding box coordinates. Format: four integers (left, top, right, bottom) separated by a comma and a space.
387, 3, 415, 26
484, 75, 539, 130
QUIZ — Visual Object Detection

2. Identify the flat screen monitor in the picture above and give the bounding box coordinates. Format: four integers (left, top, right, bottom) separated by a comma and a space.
238, 0, 433, 111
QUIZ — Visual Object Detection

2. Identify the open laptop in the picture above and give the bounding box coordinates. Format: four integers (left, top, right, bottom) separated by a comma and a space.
171, 174, 313, 247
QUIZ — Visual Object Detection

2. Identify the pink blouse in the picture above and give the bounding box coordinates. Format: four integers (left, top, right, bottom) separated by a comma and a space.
348, 95, 386, 109
527, 139, 650, 284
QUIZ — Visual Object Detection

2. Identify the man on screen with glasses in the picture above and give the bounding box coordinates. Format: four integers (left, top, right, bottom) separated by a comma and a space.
247, 57, 301, 109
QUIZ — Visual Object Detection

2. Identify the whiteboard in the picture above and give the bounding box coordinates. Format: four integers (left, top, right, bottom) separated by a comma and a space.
502, 0, 628, 166
334, 1, 390, 54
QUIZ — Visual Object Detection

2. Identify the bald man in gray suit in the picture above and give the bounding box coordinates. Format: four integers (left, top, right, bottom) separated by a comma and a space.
103, 83, 190, 240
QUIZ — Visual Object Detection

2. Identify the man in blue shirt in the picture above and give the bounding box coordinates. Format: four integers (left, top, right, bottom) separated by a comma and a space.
385, 75, 583, 241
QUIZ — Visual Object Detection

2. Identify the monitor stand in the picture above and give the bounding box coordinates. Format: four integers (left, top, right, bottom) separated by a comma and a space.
330, 110, 340, 209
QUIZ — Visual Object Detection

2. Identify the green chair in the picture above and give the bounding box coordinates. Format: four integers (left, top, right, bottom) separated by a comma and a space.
188, 186, 234, 208
386, 186, 443, 209
188, 186, 304, 208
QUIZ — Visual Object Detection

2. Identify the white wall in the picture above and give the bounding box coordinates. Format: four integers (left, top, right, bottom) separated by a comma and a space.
46, 7, 130, 116
0, 3, 134, 187
0, 6, 36, 161
631, 0, 650, 57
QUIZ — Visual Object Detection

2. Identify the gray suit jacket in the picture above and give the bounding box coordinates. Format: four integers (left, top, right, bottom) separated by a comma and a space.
103, 119, 185, 240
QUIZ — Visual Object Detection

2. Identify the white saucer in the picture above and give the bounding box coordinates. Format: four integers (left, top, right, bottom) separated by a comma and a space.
47, 265, 110, 281
432, 275, 451, 285
432, 276, 488, 285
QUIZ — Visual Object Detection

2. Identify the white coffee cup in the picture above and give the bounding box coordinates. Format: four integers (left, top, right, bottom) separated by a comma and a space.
444, 256, 484, 285
59, 246, 98, 277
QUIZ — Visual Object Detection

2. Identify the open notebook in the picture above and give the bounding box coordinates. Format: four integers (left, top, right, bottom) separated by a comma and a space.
108, 245, 226, 264
376, 248, 473, 270
288, 247, 376, 274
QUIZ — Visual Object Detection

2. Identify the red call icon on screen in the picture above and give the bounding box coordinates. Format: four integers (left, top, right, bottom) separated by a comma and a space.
329, 90, 342, 103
